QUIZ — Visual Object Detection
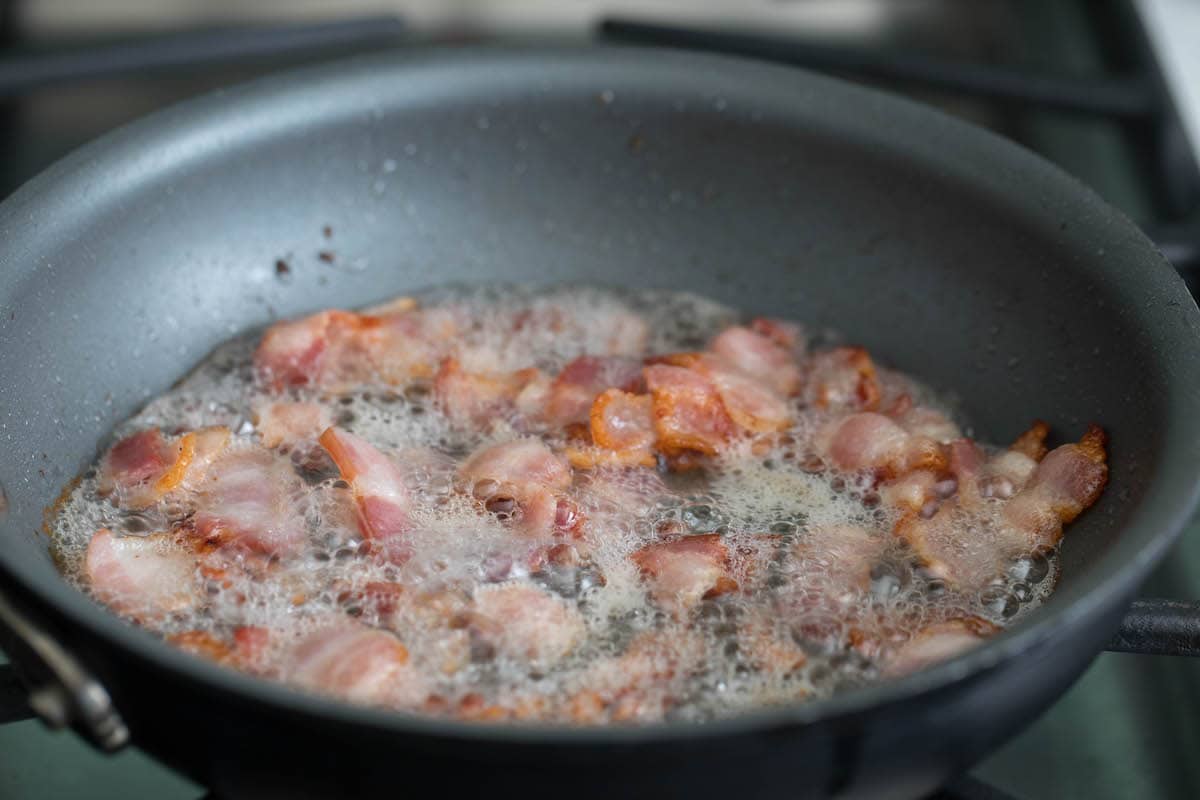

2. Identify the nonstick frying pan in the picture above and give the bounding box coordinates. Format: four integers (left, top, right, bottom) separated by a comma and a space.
1, 47, 1200, 799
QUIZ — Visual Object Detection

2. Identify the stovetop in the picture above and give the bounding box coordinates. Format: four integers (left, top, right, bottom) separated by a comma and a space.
1, 1, 1199, 798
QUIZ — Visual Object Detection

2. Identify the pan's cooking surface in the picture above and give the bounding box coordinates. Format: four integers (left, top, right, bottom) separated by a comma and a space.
0, 43, 1198, 799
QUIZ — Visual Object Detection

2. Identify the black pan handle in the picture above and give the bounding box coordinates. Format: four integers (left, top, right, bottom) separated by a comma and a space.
1105, 598, 1200, 656
0, 586, 127, 748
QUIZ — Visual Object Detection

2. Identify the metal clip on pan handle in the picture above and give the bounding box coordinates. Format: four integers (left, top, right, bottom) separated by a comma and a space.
0, 587, 128, 750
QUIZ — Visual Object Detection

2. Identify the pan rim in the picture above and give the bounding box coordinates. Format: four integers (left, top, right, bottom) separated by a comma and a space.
2, 43, 1199, 748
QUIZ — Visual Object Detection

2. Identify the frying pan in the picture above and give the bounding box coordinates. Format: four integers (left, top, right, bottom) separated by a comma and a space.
1, 47, 1200, 799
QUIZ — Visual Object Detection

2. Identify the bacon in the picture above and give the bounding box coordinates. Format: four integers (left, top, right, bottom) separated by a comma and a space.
792, 524, 882, 595
255, 402, 333, 448
544, 356, 644, 426
892, 401, 961, 443
806, 347, 881, 411
568, 630, 705, 723
882, 618, 997, 678
567, 389, 656, 469
644, 363, 735, 460
749, 317, 804, 351
193, 448, 306, 555
739, 616, 808, 674
704, 363, 791, 433
433, 357, 543, 428
1010, 420, 1050, 461
97, 427, 231, 509
1002, 425, 1108, 550
318, 427, 411, 548
98, 429, 179, 507
471, 582, 586, 667
85, 529, 198, 618
460, 439, 572, 536
816, 412, 946, 477
168, 625, 270, 670
631, 533, 736, 612
287, 626, 421, 706
897, 427, 1106, 588
255, 303, 457, 391
880, 470, 940, 515
710, 325, 802, 396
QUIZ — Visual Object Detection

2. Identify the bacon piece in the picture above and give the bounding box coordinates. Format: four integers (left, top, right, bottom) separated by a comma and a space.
318, 427, 411, 549
433, 357, 543, 429
567, 389, 656, 469
255, 303, 457, 391
460, 439, 572, 536
632, 533, 735, 612
891, 401, 961, 444
255, 402, 333, 448
792, 524, 882, 595
85, 529, 198, 618
193, 448, 305, 555
169, 625, 270, 670
471, 582, 586, 668
739, 616, 808, 674
568, 630, 705, 724
544, 356, 644, 426
749, 317, 804, 351
882, 618, 997, 678
1010, 420, 1050, 461
816, 412, 946, 477
1002, 425, 1108, 550
287, 626, 422, 706
806, 347, 880, 411
704, 364, 791, 433
710, 325, 802, 396
644, 363, 735, 460
880, 470, 940, 515
254, 310, 360, 390
98, 429, 179, 507
897, 428, 1106, 588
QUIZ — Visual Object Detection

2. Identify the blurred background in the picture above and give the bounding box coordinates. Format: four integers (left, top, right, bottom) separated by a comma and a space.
0, 2, 1198, 798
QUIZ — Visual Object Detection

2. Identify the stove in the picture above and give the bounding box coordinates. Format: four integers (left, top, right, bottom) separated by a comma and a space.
1, 1, 1199, 798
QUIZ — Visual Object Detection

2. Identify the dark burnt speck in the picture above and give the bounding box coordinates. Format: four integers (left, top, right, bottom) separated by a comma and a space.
318, 251, 335, 264
275, 259, 290, 276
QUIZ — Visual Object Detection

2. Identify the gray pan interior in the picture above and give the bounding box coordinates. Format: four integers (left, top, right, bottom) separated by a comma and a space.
1, 46, 1199, 743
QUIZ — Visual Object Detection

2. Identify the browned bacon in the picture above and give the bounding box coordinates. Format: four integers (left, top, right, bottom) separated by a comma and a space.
85, 529, 198, 618
543, 356, 644, 426
318, 427, 411, 550
566, 389, 657, 469
1002, 425, 1108, 550
644, 363, 736, 460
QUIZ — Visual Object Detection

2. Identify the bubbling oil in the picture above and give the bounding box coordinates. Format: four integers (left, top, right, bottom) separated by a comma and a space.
48, 286, 1059, 724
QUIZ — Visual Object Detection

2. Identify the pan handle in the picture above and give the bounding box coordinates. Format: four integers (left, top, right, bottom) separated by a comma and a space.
1105, 598, 1200, 657
0, 586, 128, 749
